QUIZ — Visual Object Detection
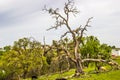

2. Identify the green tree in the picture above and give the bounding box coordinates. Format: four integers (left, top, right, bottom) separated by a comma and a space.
12, 37, 44, 78
3, 46, 11, 52
81, 36, 100, 59
80, 36, 112, 70
99, 44, 111, 59
0, 37, 45, 79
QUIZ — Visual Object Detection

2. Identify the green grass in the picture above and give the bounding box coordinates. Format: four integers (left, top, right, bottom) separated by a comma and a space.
22, 57, 120, 80
38, 69, 75, 80
113, 56, 120, 64
37, 69, 120, 80
38, 57, 120, 80
70, 70, 120, 80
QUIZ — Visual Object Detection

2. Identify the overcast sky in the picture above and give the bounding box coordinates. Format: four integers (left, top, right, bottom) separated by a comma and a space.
0, 0, 120, 48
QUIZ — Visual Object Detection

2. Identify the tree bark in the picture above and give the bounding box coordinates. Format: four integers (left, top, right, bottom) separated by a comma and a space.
75, 58, 84, 75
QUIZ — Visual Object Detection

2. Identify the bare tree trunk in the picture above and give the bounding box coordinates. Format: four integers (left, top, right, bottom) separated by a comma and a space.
73, 41, 84, 76
75, 58, 84, 75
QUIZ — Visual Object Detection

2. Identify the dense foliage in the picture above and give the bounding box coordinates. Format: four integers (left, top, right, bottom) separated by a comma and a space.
0, 36, 113, 79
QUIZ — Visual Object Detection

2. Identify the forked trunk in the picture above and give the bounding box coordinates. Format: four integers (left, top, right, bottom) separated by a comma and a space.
74, 58, 84, 76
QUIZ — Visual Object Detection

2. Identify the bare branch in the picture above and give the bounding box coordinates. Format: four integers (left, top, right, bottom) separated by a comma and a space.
61, 31, 70, 39
78, 17, 93, 41
43, 0, 79, 34
82, 59, 108, 63
82, 59, 120, 69
61, 44, 76, 63
43, 7, 67, 31
46, 26, 58, 31
64, 0, 79, 15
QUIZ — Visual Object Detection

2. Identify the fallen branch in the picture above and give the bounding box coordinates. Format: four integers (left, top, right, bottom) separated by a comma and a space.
82, 58, 120, 70
82, 59, 108, 63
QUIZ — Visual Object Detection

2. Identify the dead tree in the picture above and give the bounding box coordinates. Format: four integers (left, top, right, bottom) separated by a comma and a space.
43, 0, 119, 76
43, 0, 92, 76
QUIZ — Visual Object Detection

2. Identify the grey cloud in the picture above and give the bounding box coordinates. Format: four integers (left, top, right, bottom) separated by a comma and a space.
0, 0, 120, 47
0, 0, 46, 27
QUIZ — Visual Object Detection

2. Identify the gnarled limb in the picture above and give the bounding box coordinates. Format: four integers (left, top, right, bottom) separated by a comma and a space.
82, 58, 120, 70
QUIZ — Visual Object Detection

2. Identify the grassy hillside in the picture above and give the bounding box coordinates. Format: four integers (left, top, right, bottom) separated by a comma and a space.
38, 57, 120, 80
37, 69, 120, 80
22, 57, 120, 80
